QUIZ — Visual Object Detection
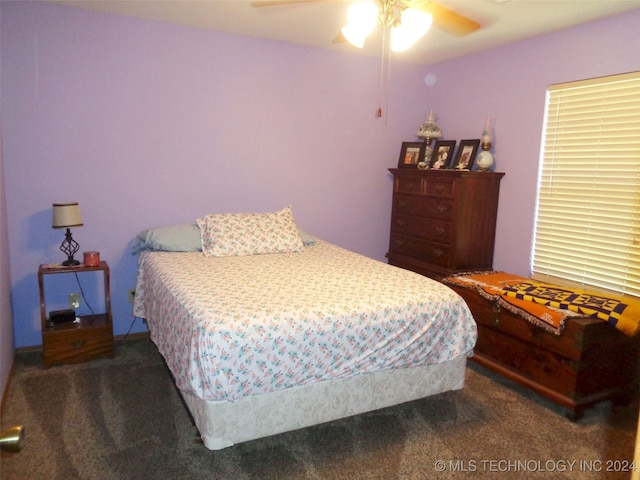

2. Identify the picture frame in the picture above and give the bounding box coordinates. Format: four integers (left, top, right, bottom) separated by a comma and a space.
429, 140, 456, 169
398, 142, 425, 169
451, 139, 480, 171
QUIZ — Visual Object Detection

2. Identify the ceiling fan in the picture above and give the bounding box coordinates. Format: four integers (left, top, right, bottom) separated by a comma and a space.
250, 0, 481, 44
251, 0, 480, 119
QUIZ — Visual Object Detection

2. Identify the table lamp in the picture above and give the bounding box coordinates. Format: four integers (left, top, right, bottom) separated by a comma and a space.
52, 202, 83, 266
416, 110, 442, 167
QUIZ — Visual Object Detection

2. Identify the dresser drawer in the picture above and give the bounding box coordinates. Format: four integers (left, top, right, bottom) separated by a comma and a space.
394, 175, 423, 195
394, 176, 456, 198
392, 194, 453, 219
425, 179, 455, 198
389, 233, 452, 268
390, 214, 453, 244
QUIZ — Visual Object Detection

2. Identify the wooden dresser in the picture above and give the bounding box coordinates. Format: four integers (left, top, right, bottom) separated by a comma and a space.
386, 169, 504, 279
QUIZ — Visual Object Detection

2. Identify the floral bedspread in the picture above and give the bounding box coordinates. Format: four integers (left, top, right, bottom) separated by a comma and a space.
133, 240, 477, 402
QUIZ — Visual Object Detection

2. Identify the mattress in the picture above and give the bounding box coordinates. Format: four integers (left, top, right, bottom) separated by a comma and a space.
133, 239, 477, 404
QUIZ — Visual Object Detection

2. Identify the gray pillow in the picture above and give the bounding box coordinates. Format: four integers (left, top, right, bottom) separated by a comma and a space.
131, 224, 202, 254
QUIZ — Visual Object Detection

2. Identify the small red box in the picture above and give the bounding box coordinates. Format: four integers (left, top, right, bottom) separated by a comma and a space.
83, 251, 100, 267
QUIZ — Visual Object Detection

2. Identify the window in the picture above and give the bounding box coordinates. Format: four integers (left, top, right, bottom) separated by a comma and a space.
532, 71, 640, 298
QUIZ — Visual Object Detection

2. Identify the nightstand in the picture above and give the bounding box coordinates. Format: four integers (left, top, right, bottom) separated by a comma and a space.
38, 261, 114, 368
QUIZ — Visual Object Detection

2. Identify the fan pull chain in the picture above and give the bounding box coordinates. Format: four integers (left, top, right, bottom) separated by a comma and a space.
376, 25, 392, 125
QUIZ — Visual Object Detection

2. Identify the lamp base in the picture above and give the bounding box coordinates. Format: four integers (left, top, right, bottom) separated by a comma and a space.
59, 228, 80, 267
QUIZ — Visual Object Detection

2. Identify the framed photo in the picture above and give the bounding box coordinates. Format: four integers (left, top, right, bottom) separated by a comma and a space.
429, 140, 456, 169
452, 139, 480, 171
398, 142, 424, 169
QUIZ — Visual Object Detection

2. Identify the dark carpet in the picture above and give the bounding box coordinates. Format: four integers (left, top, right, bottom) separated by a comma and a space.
1, 339, 637, 479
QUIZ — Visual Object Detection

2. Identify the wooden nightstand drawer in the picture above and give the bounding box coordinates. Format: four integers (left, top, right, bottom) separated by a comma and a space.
43, 316, 113, 366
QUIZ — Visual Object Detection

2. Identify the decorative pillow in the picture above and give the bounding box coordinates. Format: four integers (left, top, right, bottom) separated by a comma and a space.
131, 224, 202, 254
197, 206, 304, 257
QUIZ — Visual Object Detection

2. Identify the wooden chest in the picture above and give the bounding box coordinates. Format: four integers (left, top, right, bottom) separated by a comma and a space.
449, 283, 639, 419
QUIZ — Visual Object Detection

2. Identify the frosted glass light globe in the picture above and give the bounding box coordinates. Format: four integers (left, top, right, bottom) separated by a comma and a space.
476, 150, 494, 172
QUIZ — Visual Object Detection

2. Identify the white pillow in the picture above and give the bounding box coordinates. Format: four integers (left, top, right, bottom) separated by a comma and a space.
197, 206, 304, 257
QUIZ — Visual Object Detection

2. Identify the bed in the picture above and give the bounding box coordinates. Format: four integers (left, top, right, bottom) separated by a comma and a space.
132, 207, 477, 450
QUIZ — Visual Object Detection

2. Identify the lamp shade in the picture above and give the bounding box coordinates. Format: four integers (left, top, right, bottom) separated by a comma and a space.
52, 202, 83, 229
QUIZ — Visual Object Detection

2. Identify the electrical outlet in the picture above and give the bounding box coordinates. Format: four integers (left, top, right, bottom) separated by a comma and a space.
69, 293, 80, 310
128, 289, 136, 303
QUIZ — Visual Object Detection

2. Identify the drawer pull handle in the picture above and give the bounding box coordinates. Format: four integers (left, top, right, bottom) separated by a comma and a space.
435, 185, 445, 193
396, 219, 407, 228
397, 200, 407, 208
437, 205, 448, 214
434, 226, 445, 236
394, 239, 404, 247
432, 248, 443, 258
71, 340, 86, 349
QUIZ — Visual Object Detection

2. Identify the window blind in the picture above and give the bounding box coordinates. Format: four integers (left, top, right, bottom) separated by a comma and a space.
532, 71, 640, 298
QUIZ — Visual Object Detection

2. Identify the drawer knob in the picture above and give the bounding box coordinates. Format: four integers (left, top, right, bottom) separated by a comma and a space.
435, 185, 445, 193
394, 239, 404, 247
396, 218, 407, 228
432, 248, 443, 258
437, 204, 448, 214
434, 226, 445, 236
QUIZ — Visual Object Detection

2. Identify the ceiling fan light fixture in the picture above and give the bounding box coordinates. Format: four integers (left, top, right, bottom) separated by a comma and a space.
391, 8, 432, 52
341, 25, 369, 48
401, 8, 432, 36
390, 25, 416, 52
342, 1, 378, 48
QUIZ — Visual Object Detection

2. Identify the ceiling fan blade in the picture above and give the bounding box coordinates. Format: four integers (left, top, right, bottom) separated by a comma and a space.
408, 0, 480, 37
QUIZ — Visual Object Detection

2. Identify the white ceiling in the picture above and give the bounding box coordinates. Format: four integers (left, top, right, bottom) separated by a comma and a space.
51, 0, 640, 65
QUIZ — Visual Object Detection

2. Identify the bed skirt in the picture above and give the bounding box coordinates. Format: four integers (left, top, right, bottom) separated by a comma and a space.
181, 355, 468, 450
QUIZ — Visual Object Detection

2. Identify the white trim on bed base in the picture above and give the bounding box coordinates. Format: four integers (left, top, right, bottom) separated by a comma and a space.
182, 356, 468, 450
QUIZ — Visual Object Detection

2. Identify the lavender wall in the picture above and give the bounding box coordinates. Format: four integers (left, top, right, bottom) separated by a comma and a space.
1, 2, 428, 348
1, 0, 15, 392
422, 9, 640, 277
3, 2, 639, 350
0, 135, 12, 397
